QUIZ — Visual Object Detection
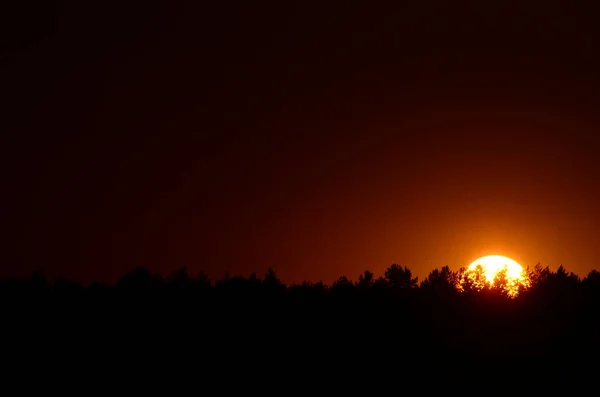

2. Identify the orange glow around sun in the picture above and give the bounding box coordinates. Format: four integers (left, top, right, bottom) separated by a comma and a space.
459, 255, 530, 297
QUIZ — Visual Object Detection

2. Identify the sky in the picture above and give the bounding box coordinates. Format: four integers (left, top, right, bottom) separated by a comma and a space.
2, 1, 600, 284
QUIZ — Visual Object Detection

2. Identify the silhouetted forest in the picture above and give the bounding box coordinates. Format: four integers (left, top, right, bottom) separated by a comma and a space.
2, 264, 599, 384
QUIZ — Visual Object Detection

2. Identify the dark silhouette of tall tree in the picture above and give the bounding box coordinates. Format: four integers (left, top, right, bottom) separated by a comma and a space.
332, 275, 354, 293
457, 265, 487, 294
530, 264, 580, 295
54, 276, 82, 293
384, 264, 418, 289
420, 266, 458, 295
491, 267, 515, 298
356, 270, 374, 289
28, 270, 49, 292
526, 263, 550, 287
583, 269, 600, 290
117, 267, 162, 291
194, 271, 212, 289
554, 265, 580, 286
263, 268, 286, 293
167, 267, 193, 289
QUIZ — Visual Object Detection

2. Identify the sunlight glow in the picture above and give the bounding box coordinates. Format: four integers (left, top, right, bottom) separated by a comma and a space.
460, 255, 530, 297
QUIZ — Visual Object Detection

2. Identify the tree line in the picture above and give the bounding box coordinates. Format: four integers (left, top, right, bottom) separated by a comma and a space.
2, 263, 599, 381
3, 262, 597, 299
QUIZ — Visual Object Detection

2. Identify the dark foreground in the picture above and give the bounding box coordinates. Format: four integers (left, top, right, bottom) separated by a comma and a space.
2, 267, 599, 389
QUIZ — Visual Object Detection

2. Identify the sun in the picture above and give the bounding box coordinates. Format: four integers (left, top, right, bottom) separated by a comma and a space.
460, 255, 530, 297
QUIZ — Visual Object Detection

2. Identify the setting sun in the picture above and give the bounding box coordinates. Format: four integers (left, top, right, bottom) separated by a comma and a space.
460, 255, 530, 297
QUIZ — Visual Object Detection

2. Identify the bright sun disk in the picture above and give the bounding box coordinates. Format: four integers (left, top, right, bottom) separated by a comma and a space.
462, 255, 529, 297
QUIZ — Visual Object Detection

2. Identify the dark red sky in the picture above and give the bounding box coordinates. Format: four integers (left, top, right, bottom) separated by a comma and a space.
2, 1, 600, 284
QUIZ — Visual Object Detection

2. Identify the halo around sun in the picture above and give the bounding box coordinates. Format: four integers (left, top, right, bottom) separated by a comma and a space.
461, 254, 530, 297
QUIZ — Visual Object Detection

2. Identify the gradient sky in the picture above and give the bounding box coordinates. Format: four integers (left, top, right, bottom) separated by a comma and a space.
2, 1, 600, 284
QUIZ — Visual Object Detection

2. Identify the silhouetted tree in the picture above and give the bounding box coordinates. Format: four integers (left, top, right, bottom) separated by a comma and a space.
384, 264, 418, 289
373, 276, 388, 290
28, 270, 49, 291
491, 267, 514, 298
54, 276, 83, 293
457, 265, 487, 294
420, 266, 458, 295
527, 263, 550, 287
583, 269, 600, 290
356, 270, 374, 289
313, 281, 328, 293
166, 267, 193, 289
194, 271, 212, 289
263, 268, 286, 293
332, 275, 354, 293
117, 267, 163, 291
529, 264, 580, 297
88, 281, 111, 296
554, 265, 580, 286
